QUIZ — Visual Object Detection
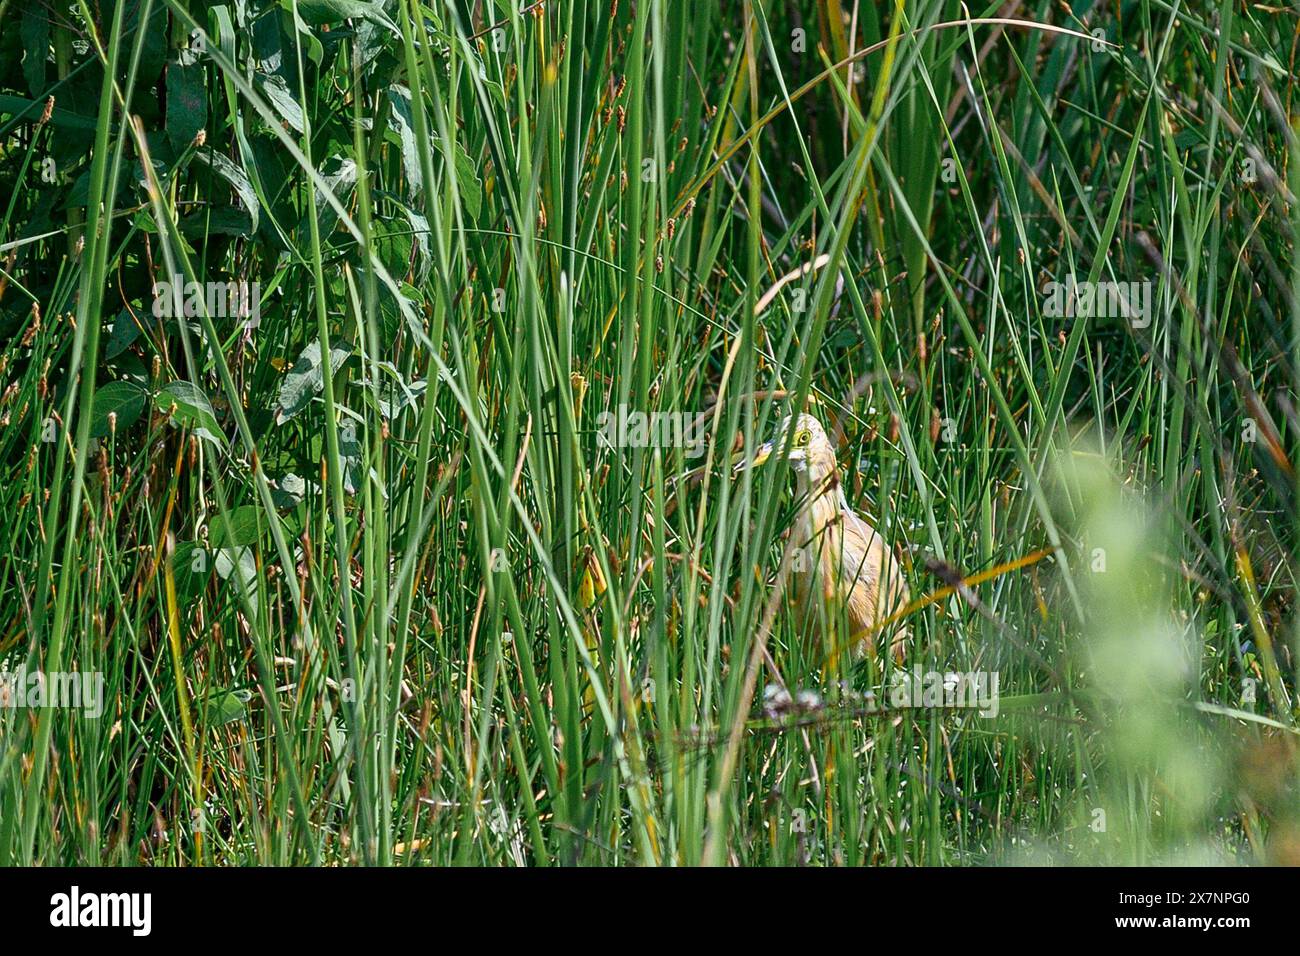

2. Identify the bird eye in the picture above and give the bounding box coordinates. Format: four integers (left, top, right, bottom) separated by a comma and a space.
795, 430, 810, 446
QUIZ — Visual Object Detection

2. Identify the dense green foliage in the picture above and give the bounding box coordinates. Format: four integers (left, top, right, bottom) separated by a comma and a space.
0, 0, 1297, 865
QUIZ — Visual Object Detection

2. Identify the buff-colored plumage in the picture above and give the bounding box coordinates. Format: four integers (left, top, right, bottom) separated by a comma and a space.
741, 413, 910, 662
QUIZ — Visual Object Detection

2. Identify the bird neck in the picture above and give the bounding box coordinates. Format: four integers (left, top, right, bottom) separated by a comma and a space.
796, 459, 845, 537
797, 454, 839, 494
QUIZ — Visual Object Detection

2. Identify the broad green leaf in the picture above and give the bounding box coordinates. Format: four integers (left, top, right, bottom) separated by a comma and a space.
105, 308, 143, 359
192, 148, 261, 232
453, 141, 481, 220
90, 381, 148, 437
209, 505, 269, 548
156, 380, 223, 445
271, 473, 315, 508
19, 8, 49, 97
257, 73, 304, 133
180, 206, 255, 237
214, 546, 258, 603
275, 340, 351, 424
290, 0, 398, 33
205, 688, 252, 725
171, 540, 213, 600
299, 157, 357, 240
386, 87, 421, 199
166, 54, 208, 148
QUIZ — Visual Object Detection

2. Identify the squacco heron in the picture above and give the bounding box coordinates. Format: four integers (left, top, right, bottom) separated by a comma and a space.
736, 413, 910, 662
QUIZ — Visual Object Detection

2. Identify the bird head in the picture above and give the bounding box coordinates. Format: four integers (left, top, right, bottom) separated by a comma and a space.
733, 412, 837, 479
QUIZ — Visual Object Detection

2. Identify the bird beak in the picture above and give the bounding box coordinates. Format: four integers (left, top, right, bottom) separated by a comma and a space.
733, 440, 773, 474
